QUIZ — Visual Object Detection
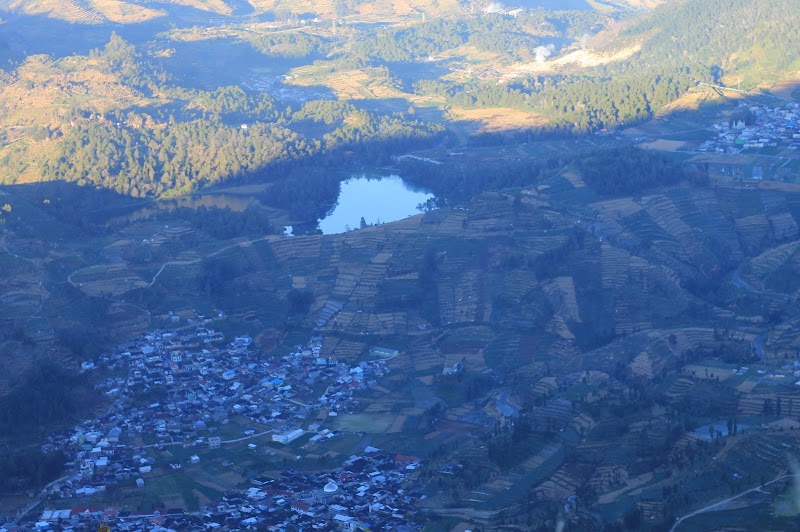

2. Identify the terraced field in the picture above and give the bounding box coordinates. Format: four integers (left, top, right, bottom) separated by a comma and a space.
7, 147, 800, 528
69, 263, 149, 296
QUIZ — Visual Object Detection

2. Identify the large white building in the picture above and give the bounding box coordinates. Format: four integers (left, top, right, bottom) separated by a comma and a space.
272, 428, 305, 444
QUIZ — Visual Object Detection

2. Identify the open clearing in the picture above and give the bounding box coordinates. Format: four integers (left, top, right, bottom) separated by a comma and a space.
333, 413, 396, 433
449, 107, 550, 133
640, 139, 688, 151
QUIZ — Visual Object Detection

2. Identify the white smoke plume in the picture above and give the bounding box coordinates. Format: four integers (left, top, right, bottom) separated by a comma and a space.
534, 44, 556, 63
580, 33, 590, 50
483, 2, 504, 14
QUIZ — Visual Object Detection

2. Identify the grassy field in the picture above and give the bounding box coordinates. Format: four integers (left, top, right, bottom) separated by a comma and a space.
286, 64, 413, 102
2, 0, 233, 22
448, 107, 550, 134
333, 412, 396, 433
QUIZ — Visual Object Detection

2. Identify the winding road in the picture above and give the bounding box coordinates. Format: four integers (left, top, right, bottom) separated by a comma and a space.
67, 234, 281, 296
731, 264, 800, 364
670, 473, 796, 531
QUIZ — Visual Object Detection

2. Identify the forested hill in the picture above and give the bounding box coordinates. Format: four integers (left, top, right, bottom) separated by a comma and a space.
0, 34, 444, 205
427, 0, 800, 131
1, 0, 799, 200
608, 0, 800, 87
0, 0, 667, 25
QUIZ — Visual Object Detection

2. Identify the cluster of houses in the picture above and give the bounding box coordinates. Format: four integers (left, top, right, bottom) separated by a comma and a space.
27, 448, 424, 531
17, 321, 421, 531
701, 103, 800, 154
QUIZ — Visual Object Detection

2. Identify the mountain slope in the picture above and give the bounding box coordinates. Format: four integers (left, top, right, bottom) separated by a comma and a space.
604, 0, 800, 87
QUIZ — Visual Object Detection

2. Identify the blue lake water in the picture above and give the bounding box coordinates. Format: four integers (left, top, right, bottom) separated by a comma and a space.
318, 175, 433, 235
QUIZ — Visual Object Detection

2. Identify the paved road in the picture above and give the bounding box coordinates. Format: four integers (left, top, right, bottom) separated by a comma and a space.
219, 430, 272, 444
11, 473, 73, 526
731, 265, 799, 364
137, 430, 273, 449
670, 473, 796, 532
733, 265, 799, 304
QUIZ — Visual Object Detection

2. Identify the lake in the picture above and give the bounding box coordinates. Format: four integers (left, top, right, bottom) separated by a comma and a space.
318, 175, 433, 235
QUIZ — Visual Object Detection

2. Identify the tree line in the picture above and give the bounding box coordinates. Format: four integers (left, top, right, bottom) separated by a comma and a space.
0, 34, 445, 205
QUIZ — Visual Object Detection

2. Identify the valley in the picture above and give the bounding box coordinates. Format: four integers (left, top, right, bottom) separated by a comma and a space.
2, 0, 800, 530
5, 130, 800, 528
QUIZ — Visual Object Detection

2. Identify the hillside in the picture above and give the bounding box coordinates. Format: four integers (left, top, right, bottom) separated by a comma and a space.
4, 151, 800, 526
1, 0, 799, 197
0, 0, 671, 24
604, 0, 800, 88
4, 0, 800, 528
0, 0, 464, 23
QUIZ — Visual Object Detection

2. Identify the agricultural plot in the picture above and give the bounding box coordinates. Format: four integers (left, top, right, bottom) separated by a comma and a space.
333, 412, 395, 433
736, 213, 772, 253
69, 263, 149, 297
0, 251, 47, 318
764, 318, 800, 359
10, 124, 800, 529
590, 197, 643, 218
542, 276, 581, 323
106, 301, 150, 337
0, 288, 43, 319
438, 269, 481, 325
475, 443, 565, 510
741, 240, 800, 292
320, 338, 366, 362
405, 342, 445, 375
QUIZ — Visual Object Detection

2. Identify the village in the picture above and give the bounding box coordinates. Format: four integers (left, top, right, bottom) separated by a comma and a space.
699, 102, 800, 155
19, 315, 424, 531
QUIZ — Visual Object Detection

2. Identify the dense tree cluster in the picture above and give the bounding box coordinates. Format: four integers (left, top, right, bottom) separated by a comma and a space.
169, 205, 274, 239
188, 86, 279, 122
292, 100, 357, 125
259, 166, 341, 220
421, 69, 691, 132
397, 0, 799, 132
250, 31, 328, 58
42, 119, 310, 197
0, 448, 65, 494
575, 147, 699, 196
0, 361, 94, 437
399, 156, 562, 202
347, 15, 545, 65
89, 32, 167, 91
0, 34, 444, 202
621, 0, 800, 86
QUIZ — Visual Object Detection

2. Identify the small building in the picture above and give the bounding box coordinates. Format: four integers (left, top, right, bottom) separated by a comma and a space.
136, 478, 145, 488
190, 454, 200, 464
